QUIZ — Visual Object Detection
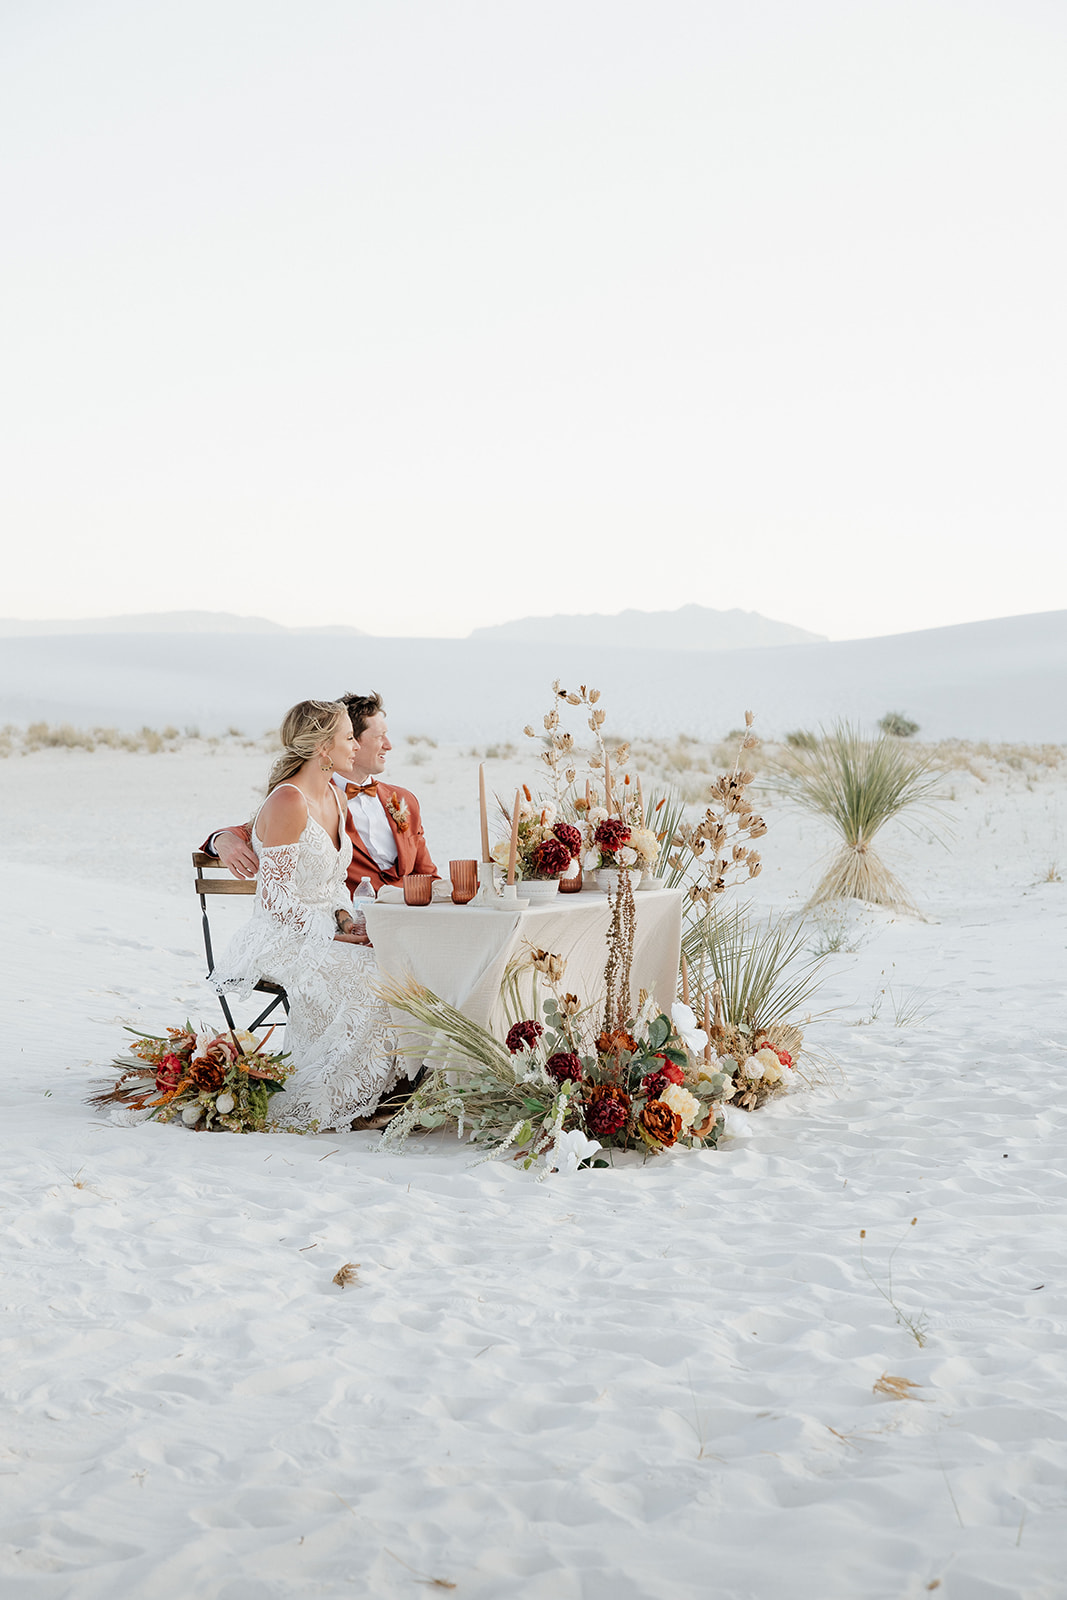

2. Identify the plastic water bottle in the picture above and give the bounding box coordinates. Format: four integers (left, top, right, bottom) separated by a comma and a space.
350, 876, 376, 935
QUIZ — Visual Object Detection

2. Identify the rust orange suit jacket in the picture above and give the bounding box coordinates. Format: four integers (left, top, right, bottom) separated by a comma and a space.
202, 783, 438, 897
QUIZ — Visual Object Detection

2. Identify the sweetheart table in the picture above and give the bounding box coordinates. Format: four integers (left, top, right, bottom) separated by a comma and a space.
363, 888, 683, 1037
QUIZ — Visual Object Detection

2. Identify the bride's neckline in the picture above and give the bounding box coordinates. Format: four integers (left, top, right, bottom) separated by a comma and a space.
254, 782, 345, 854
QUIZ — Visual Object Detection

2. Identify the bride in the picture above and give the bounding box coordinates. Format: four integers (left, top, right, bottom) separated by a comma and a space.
211, 699, 403, 1132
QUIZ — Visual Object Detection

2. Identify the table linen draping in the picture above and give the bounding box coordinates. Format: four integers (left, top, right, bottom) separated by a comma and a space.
363, 888, 683, 1036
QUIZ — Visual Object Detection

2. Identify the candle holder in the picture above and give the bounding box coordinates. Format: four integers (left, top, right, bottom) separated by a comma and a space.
402, 873, 434, 906
449, 859, 479, 904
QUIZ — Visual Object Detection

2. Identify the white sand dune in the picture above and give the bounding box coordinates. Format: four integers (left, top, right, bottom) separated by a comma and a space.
1, 609, 1066, 742
2, 739, 1066, 1596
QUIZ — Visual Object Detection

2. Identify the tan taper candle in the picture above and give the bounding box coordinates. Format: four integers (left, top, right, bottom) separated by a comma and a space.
479, 763, 490, 863
506, 789, 522, 885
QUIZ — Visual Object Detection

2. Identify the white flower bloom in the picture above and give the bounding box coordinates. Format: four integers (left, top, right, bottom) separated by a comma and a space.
588, 806, 608, 826
670, 1003, 708, 1057
195, 1030, 216, 1057
182, 1103, 203, 1125
547, 1128, 602, 1176
756, 1047, 783, 1071
742, 1055, 764, 1080
215, 1092, 235, 1114
660, 1083, 700, 1129
539, 803, 557, 826
583, 849, 601, 870
491, 839, 511, 866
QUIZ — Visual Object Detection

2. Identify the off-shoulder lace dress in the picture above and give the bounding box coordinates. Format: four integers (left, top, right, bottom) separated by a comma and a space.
210, 784, 401, 1131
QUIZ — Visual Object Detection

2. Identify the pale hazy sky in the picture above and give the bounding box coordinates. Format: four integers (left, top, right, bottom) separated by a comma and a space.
2, 0, 1064, 640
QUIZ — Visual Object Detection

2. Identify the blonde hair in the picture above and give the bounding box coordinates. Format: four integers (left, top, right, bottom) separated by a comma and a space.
266, 700, 349, 795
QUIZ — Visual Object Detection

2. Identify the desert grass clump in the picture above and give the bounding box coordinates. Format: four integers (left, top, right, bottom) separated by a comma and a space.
770, 723, 943, 911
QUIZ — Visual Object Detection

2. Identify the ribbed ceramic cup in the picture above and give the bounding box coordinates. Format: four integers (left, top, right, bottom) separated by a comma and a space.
403, 873, 434, 906
449, 860, 478, 904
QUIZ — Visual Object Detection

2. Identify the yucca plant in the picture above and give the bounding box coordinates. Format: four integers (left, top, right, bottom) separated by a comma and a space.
769, 723, 943, 910
682, 905, 826, 1055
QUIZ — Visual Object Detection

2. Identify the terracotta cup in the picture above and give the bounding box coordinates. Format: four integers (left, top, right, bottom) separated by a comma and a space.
559, 859, 583, 894
449, 859, 479, 904
403, 873, 434, 906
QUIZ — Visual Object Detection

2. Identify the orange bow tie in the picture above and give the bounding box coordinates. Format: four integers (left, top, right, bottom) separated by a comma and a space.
345, 781, 378, 799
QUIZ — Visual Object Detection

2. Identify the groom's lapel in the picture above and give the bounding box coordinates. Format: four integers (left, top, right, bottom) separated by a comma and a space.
377, 786, 410, 872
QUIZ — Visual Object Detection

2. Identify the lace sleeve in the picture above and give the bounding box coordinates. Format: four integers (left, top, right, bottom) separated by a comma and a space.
257, 844, 335, 943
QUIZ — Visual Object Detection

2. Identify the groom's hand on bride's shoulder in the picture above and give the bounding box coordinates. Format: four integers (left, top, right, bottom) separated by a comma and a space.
214, 831, 259, 879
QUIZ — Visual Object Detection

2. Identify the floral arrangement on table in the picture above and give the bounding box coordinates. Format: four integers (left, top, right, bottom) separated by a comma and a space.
490, 790, 583, 881
380, 958, 734, 1172
88, 1023, 293, 1131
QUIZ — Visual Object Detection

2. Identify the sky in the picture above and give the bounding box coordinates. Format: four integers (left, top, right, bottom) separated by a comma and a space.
2, 0, 1065, 641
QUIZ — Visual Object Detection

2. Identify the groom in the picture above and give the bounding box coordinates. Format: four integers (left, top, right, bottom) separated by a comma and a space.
204, 690, 439, 895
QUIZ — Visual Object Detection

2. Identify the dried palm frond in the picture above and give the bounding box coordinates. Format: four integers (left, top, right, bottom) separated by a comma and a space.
332, 1262, 360, 1288
85, 1070, 157, 1112
683, 904, 826, 1042
767, 723, 945, 910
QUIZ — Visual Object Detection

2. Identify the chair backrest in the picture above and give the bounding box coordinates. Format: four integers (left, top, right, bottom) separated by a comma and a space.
192, 851, 256, 896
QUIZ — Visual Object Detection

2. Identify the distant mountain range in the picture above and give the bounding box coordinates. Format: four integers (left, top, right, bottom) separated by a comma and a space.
0, 604, 821, 649
0, 612, 368, 637
1, 610, 1065, 741
469, 605, 826, 651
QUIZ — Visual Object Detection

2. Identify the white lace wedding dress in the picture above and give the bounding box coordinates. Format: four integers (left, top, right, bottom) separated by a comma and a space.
211, 784, 402, 1131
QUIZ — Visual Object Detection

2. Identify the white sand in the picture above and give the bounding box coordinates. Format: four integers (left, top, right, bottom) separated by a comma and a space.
2, 741, 1067, 1597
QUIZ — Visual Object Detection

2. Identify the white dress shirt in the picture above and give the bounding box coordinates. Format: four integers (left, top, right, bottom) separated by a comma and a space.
333, 776, 398, 873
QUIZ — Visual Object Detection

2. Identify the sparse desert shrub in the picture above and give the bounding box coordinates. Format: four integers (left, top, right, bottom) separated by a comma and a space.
162, 725, 180, 740
785, 729, 818, 750
770, 723, 943, 911
407, 733, 438, 748
24, 722, 96, 752
878, 711, 920, 738
484, 742, 517, 760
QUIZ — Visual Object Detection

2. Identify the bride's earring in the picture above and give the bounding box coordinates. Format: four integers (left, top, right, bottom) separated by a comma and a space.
318, 749, 332, 773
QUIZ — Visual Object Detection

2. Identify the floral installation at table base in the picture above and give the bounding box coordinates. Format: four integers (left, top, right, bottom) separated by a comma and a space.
88, 1023, 293, 1131
379, 928, 736, 1173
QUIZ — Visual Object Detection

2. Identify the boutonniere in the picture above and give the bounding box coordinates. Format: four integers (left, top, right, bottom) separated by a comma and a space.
385, 793, 410, 833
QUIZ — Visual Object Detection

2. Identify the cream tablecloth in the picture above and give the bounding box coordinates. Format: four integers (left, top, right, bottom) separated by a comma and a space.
363, 888, 683, 1036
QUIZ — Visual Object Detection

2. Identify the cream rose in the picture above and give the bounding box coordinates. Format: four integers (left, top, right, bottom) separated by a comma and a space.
660, 1083, 700, 1129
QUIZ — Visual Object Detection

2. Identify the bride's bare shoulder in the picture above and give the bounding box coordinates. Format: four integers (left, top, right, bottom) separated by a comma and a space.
256, 784, 309, 847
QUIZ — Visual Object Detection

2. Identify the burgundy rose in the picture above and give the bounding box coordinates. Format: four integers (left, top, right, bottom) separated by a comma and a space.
552, 823, 582, 860
506, 1019, 544, 1054
530, 837, 571, 878
155, 1052, 184, 1094
594, 818, 631, 854
583, 1084, 632, 1138
545, 1052, 583, 1083
641, 1071, 667, 1099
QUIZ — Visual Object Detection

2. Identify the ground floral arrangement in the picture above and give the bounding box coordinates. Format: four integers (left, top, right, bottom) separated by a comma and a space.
380, 941, 800, 1173
90, 1024, 293, 1131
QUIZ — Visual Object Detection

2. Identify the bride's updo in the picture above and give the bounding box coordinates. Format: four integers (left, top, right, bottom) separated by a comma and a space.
266, 700, 349, 795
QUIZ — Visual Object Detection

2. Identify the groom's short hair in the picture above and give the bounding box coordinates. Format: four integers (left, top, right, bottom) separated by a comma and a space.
341, 691, 385, 740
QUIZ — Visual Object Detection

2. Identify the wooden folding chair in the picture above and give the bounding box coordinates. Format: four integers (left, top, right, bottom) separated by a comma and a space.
192, 851, 289, 1033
